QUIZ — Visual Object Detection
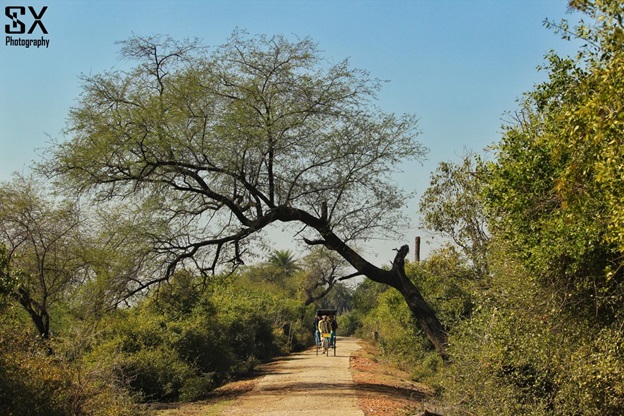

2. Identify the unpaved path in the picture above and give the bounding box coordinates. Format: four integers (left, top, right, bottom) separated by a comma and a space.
220, 337, 364, 416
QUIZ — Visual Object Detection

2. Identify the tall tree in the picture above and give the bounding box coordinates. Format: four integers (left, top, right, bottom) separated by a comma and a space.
45, 32, 448, 355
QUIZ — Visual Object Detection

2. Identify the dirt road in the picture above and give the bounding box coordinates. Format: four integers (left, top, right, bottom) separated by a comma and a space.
151, 337, 433, 416
220, 337, 364, 416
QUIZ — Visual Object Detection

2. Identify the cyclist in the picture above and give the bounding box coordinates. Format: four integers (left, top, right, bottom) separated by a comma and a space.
318, 315, 332, 353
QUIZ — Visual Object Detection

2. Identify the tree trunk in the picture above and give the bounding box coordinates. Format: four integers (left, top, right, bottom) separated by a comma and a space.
395, 280, 448, 358
384, 245, 448, 358
27, 309, 50, 339
280, 207, 448, 358
14, 288, 50, 339
356, 245, 448, 358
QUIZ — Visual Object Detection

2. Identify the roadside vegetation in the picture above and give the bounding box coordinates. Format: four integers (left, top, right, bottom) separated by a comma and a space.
2, 1, 624, 415
0, 243, 353, 415
353, 2, 624, 414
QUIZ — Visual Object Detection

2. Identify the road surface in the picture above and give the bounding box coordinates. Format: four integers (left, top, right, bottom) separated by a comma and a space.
220, 337, 365, 416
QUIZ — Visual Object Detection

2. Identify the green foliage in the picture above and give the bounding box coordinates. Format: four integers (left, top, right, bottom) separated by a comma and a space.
556, 327, 624, 415
351, 278, 389, 316
407, 7, 624, 406
0, 311, 140, 416
44, 29, 446, 359
438, 248, 556, 415
351, 248, 473, 381
266, 250, 301, 278
45, 31, 426, 291
465, 13, 624, 404
0, 332, 74, 416
406, 247, 476, 328
70, 201, 168, 319
294, 248, 354, 309
356, 280, 440, 380
122, 344, 197, 402
485, 0, 624, 323
419, 154, 490, 277
0, 174, 85, 338
332, 310, 359, 336
0, 244, 14, 311
316, 282, 354, 313
83, 271, 307, 403
439, 244, 624, 415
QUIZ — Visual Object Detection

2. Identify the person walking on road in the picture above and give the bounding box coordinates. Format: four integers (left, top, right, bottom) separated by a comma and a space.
314, 314, 321, 346
329, 313, 338, 347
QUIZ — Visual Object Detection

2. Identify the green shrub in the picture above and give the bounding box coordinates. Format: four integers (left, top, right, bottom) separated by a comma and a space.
334, 310, 360, 337
120, 345, 195, 402
0, 334, 73, 416
179, 373, 217, 402
436, 245, 624, 416
554, 327, 624, 415
0, 317, 141, 416
83, 276, 306, 403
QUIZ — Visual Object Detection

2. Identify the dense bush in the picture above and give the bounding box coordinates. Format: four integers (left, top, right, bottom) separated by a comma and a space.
333, 310, 360, 337
0, 310, 140, 416
438, 3, 624, 414
81, 273, 309, 403
434, 242, 624, 415
1, 256, 319, 413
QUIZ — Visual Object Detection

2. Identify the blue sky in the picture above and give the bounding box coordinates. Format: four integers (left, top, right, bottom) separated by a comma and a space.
0, 0, 583, 261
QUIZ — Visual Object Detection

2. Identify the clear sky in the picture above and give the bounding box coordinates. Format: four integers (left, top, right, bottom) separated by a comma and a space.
0, 0, 583, 262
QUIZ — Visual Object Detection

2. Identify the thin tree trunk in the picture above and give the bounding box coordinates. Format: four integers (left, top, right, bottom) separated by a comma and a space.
14, 288, 50, 339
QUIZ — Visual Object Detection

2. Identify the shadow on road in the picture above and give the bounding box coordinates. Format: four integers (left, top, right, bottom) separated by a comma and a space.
353, 381, 428, 401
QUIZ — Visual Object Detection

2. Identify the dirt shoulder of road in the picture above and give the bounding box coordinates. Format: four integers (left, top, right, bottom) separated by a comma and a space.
349, 340, 437, 416
148, 339, 438, 416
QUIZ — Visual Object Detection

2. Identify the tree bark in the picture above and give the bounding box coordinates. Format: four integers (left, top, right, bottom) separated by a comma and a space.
387, 245, 448, 358
14, 288, 50, 339
27, 309, 50, 340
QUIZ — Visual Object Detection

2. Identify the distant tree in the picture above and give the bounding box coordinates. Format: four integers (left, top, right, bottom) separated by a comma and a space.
0, 174, 84, 338
317, 282, 353, 313
266, 249, 300, 280
298, 247, 353, 306
45, 32, 447, 355
71, 201, 168, 317
419, 154, 490, 277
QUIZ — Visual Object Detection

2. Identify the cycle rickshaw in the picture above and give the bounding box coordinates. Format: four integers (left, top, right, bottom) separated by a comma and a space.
315, 308, 337, 356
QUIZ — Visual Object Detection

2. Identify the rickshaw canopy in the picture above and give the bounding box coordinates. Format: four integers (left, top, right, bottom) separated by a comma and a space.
316, 308, 337, 317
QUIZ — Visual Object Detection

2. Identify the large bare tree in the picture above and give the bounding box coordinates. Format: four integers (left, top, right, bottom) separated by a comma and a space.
46, 32, 448, 355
